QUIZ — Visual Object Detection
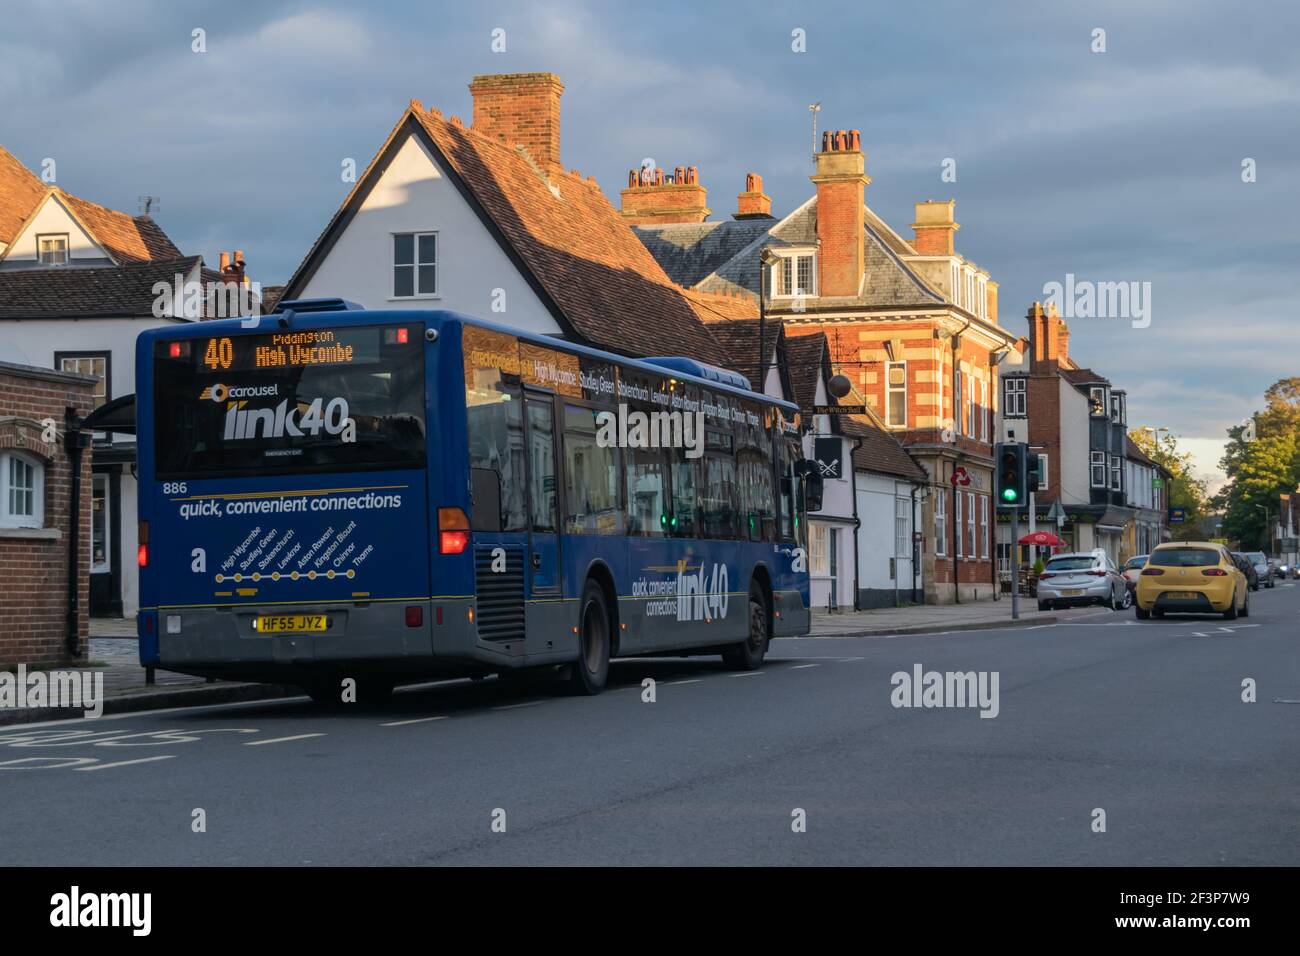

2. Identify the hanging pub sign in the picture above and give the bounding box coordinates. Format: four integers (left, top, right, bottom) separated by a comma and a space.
813, 436, 842, 479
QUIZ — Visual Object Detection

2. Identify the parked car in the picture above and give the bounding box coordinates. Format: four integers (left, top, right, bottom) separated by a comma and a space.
1267, 558, 1282, 580
1037, 550, 1130, 611
1230, 552, 1259, 591
1135, 542, 1248, 620
1121, 554, 1148, 593
1244, 551, 1274, 589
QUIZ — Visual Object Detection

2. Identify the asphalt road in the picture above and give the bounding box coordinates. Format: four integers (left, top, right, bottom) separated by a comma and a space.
4, 584, 1298, 866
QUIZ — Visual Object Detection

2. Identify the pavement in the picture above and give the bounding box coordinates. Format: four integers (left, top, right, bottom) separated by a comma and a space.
0, 597, 1075, 725
1, 581, 1296, 865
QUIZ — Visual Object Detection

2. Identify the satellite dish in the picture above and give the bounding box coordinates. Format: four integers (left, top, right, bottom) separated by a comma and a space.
828, 374, 852, 399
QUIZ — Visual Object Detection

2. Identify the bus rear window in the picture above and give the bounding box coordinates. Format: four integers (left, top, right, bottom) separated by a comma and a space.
1149, 548, 1219, 567
153, 324, 426, 479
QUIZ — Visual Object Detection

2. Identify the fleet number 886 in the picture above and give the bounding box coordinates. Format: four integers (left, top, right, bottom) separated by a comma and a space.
162, 482, 188, 495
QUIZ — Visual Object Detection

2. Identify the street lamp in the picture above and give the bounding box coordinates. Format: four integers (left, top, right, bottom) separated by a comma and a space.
1256, 503, 1272, 552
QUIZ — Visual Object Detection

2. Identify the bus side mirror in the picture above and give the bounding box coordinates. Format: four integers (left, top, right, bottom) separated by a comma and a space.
470, 467, 503, 532
803, 472, 824, 513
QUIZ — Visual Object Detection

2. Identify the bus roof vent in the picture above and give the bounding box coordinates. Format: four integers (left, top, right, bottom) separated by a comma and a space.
271, 297, 364, 314
642, 356, 752, 391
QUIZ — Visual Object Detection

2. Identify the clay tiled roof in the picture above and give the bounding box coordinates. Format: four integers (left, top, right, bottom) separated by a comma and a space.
703, 317, 781, 385
1059, 366, 1110, 387
784, 331, 830, 418
62, 192, 182, 263
0, 257, 201, 318
286, 106, 725, 365
0, 146, 46, 245
842, 414, 928, 482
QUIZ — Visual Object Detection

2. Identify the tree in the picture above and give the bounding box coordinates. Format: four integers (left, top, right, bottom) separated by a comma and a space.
1130, 428, 1209, 541
1214, 377, 1300, 551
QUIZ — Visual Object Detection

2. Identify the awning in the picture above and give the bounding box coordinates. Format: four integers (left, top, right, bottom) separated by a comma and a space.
81, 393, 135, 436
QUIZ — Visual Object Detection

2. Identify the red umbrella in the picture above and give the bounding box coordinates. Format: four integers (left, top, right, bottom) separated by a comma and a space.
1019, 530, 1065, 547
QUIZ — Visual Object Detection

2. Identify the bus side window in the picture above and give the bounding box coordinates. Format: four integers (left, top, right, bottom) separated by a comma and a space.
671, 457, 697, 537
627, 446, 668, 536
466, 376, 526, 532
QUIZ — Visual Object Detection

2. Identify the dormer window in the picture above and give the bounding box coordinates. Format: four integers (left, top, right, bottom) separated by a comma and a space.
1110, 392, 1126, 424
1089, 386, 1107, 416
772, 252, 816, 298
38, 234, 69, 266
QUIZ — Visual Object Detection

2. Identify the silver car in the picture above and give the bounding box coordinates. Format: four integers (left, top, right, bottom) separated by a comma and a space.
1037, 550, 1130, 611
1245, 551, 1274, 589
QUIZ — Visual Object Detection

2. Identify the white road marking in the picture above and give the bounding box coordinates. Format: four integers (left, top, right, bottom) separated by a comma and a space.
665, 678, 702, 686
1273, 699, 1300, 704
729, 671, 763, 678
492, 701, 545, 711
381, 716, 448, 727
244, 733, 325, 746
74, 755, 178, 772
791, 664, 819, 669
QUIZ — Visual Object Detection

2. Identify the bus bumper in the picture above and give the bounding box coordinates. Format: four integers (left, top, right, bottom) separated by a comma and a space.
150, 598, 509, 681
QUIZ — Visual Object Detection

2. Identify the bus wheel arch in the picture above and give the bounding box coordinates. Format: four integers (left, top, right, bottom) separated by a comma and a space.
582, 560, 620, 659
723, 564, 772, 670
748, 562, 774, 630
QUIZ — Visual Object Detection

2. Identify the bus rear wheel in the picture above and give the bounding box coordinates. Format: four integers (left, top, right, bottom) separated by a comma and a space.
569, 580, 610, 695
723, 580, 769, 670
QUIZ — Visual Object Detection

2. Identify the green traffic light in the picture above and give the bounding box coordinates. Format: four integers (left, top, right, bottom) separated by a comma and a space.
1002, 487, 1018, 502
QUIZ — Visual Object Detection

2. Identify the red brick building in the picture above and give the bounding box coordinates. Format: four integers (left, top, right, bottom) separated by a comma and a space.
0, 361, 96, 666
636, 132, 1019, 603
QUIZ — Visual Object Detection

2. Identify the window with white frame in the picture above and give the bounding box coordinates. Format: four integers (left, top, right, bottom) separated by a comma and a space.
886, 361, 907, 427
979, 494, 989, 559
954, 370, 963, 435
393, 232, 437, 298
1109, 454, 1122, 492
979, 379, 988, 441
1004, 377, 1026, 417
950, 262, 961, 306
955, 489, 963, 557
966, 490, 976, 558
1088, 386, 1107, 416
1090, 451, 1107, 488
774, 252, 816, 297
38, 234, 69, 266
976, 275, 987, 319
966, 373, 975, 440
1036, 454, 1049, 490
895, 497, 910, 558
810, 522, 829, 575
935, 488, 947, 556
1, 452, 43, 529
56, 352, 110, 408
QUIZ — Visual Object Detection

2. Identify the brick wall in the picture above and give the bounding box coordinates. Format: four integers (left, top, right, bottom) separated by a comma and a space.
0, 363, 95, 667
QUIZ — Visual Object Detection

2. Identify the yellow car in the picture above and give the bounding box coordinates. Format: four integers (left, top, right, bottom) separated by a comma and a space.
1134, 542, 1249, 620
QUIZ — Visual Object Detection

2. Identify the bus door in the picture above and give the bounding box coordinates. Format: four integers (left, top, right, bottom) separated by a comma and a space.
524, 393, 562, 595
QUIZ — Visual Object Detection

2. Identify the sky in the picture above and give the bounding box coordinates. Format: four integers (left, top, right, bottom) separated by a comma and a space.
3, 0, 1296, 491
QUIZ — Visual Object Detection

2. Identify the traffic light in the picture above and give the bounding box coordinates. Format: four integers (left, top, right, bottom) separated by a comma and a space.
996, 442, 1028, 509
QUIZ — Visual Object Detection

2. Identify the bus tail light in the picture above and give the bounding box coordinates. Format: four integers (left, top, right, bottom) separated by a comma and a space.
405, 606, 423, 628
137, 520, 150, 567
438, 507, 469, 555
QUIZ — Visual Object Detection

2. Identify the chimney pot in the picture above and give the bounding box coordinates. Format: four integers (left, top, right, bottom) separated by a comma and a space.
219, 251, 230, 272
674, 165, 685, 184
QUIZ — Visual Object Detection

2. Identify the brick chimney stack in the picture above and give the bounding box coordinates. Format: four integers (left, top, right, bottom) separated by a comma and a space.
468, 73, 565, 177
735, 172, 773, 220
1027, 300, 1069, 372
620, 164, 710, 225
911, 200, 959, 255
812, 129, 868, 298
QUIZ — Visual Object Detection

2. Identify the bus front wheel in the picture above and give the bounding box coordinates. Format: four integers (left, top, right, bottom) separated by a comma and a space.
723, 581, 769, 670
569, 580, 611, 695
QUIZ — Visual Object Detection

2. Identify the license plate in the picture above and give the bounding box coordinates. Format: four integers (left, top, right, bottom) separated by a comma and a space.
1061, 588, 1084, 596
255, 614, 328, 634
1166, 591, 1200, 600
